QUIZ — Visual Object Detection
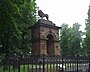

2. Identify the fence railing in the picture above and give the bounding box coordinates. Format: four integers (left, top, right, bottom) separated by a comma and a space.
0, 54, 90, 72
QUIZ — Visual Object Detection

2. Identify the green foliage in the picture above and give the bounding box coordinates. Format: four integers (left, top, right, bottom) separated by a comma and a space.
0, 0, 37, 56
84, 5, 90, 55
69, 23, 83, 55
60, 24, 70, 56
60, 23, 83, 56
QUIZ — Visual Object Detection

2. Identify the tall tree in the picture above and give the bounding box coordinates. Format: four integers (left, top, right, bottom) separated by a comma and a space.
0, 0, 37, 56
14, 0, 37, 54
84, 5, 90, 55
69, 23, 83, 55
60, 23, 83, 56
60, 23, 70, 56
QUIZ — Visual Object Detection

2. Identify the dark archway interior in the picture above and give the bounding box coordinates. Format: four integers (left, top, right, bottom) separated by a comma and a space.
46, 34, 54, 55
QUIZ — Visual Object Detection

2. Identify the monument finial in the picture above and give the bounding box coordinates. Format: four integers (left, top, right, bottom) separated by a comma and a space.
38, 10, 49, 20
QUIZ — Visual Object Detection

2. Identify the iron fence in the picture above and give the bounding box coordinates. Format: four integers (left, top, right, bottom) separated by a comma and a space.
0, 54, 90, 72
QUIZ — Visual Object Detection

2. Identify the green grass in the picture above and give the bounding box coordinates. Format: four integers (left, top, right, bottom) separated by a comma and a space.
0, 64, 57, 72
1, 63, 84, 72
0, 66, 3, 72
0, 65, 18, 72
0, 65, 33, 72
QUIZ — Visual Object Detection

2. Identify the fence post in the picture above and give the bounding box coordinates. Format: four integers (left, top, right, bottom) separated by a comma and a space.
18, 58, 20, 72
62, 56, 63, 72
43, 54, 45, 72
76, 55, 79, 72
88, 58, 90, 72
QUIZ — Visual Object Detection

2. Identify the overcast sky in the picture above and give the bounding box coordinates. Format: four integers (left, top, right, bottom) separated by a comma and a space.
36, 0, 90, 31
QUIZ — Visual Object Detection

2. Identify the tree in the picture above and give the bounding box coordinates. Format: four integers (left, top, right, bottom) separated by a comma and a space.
69, 23, 83, 55
60, 23, 83, 56
0, 0, 37, 56
60, 23, 70, 56
84, 5, 90, 55
14, 0, 37, 54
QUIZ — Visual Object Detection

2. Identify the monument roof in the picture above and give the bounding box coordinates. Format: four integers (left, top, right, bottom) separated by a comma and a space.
30, 19, 61, 29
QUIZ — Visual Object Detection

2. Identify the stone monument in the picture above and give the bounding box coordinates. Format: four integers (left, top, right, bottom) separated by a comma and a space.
30, 10, 61, 55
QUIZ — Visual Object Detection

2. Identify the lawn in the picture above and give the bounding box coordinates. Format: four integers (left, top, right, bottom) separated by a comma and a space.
1, 63, 87, 72
0, 64, 58, 72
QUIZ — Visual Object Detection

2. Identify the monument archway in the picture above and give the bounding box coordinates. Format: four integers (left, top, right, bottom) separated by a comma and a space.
31, 19, 61, 55
46, 34, 54, 55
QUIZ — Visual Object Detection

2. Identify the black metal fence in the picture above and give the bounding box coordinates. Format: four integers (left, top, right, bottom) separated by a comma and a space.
0, 54, 90, 72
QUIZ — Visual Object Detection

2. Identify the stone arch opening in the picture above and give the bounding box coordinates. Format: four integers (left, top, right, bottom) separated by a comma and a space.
46, 34, 55, 55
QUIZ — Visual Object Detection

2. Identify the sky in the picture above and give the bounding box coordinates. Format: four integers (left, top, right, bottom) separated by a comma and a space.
36, 0, 90, 31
